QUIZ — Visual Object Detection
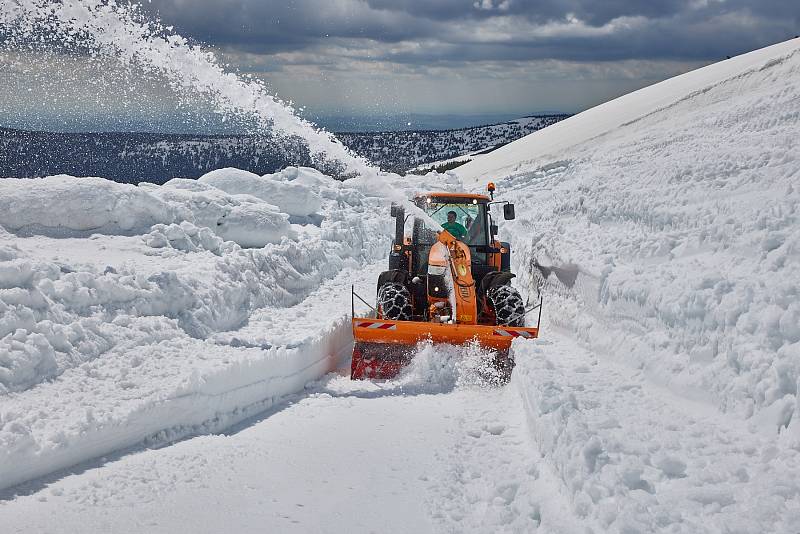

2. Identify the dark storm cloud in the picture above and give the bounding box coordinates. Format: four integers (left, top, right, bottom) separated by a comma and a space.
144, 0, 436, 53
366, 0, 694, 26
383, 13, 791, 64
143, 0, 798, 65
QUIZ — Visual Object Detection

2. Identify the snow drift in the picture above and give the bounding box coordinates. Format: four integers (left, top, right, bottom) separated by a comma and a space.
199, 167, 323, 219
460, 39, 800, 531
0, 168, 384, 395
0, 176, 173, 236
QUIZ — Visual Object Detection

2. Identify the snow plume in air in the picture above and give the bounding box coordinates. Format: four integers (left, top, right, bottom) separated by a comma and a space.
0, 0, 372, 177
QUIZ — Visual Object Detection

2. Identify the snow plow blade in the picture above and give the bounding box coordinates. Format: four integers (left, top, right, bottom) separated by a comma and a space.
351, 318, 538, 379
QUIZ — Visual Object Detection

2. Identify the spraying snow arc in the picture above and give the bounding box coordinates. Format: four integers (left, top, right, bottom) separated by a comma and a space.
0, 0, 372, 177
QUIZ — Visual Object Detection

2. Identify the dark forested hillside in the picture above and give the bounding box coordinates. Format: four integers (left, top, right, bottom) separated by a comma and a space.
337, 115, 568, 172
0, 128, 315, 185
0, 114, 568, 183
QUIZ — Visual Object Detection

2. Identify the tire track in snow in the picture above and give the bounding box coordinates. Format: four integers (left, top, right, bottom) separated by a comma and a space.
427, 385, 584, 533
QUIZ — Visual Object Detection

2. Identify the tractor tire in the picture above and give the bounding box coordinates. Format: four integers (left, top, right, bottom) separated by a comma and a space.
487, 284, 525, 327
378, 282, 413, 321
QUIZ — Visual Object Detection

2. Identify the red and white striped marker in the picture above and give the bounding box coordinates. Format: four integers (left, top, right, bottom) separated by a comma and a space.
355, 321, 397, 330
493, 328, 535, 338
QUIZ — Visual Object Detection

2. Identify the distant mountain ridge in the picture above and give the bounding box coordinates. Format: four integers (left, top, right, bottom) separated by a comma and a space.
337, 115, 568, 173
0, 114, 568, 183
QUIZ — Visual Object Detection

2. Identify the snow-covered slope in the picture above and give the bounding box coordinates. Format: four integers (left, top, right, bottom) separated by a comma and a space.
463, 38, 800, 531
475, 37, 800, 421
458, 39, 800, 185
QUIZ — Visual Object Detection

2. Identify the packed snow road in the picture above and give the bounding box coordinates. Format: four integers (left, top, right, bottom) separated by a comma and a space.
0, 344, 579, 534
4, 329, 799, 533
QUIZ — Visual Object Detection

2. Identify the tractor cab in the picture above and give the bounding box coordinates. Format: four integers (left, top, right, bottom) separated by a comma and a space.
408, 192, 515, 287
417, 193, 489, 247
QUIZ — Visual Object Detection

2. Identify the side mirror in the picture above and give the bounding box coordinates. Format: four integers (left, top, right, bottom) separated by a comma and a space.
390, 204, 400, 217
490, 224, 499, 236
503, 203, 515, 220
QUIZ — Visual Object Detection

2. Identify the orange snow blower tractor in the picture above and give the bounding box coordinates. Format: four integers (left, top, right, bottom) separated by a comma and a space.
351, 183, 542, 379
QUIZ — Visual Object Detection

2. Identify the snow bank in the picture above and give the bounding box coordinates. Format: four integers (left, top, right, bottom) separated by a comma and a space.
0, 176, 174, 236
273, 166, 331, 190
199, 167, 323, 217
513, 337, 800, 533
143, 178, 291, 246
0, 170, 332, 247
486, 39, 800, 425
454, 38, 800, 532
0, 310, 354, 492
144, 222, 228, 254
215, 203, 294, 247
0, 164, 405, 492
0, 172, 393, 394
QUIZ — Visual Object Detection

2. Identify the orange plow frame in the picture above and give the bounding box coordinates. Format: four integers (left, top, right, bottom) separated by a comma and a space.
350, 286, 541, 379
353, 318, 539, 350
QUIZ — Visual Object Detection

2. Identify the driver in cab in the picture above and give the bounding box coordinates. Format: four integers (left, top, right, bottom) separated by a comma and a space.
441, 210, 468, 241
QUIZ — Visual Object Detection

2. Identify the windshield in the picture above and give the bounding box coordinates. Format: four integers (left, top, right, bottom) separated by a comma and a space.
424, 201, 488, 246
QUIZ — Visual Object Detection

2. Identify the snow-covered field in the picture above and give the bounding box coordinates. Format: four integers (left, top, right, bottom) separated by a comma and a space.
1, 38, 800, 533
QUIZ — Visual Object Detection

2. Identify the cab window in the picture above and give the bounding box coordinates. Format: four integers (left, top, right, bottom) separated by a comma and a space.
424, 202, 488, 247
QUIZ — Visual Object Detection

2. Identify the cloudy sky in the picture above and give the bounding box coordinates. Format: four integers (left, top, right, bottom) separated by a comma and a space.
150, 0, 799, 125
2, 0, 798, 131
